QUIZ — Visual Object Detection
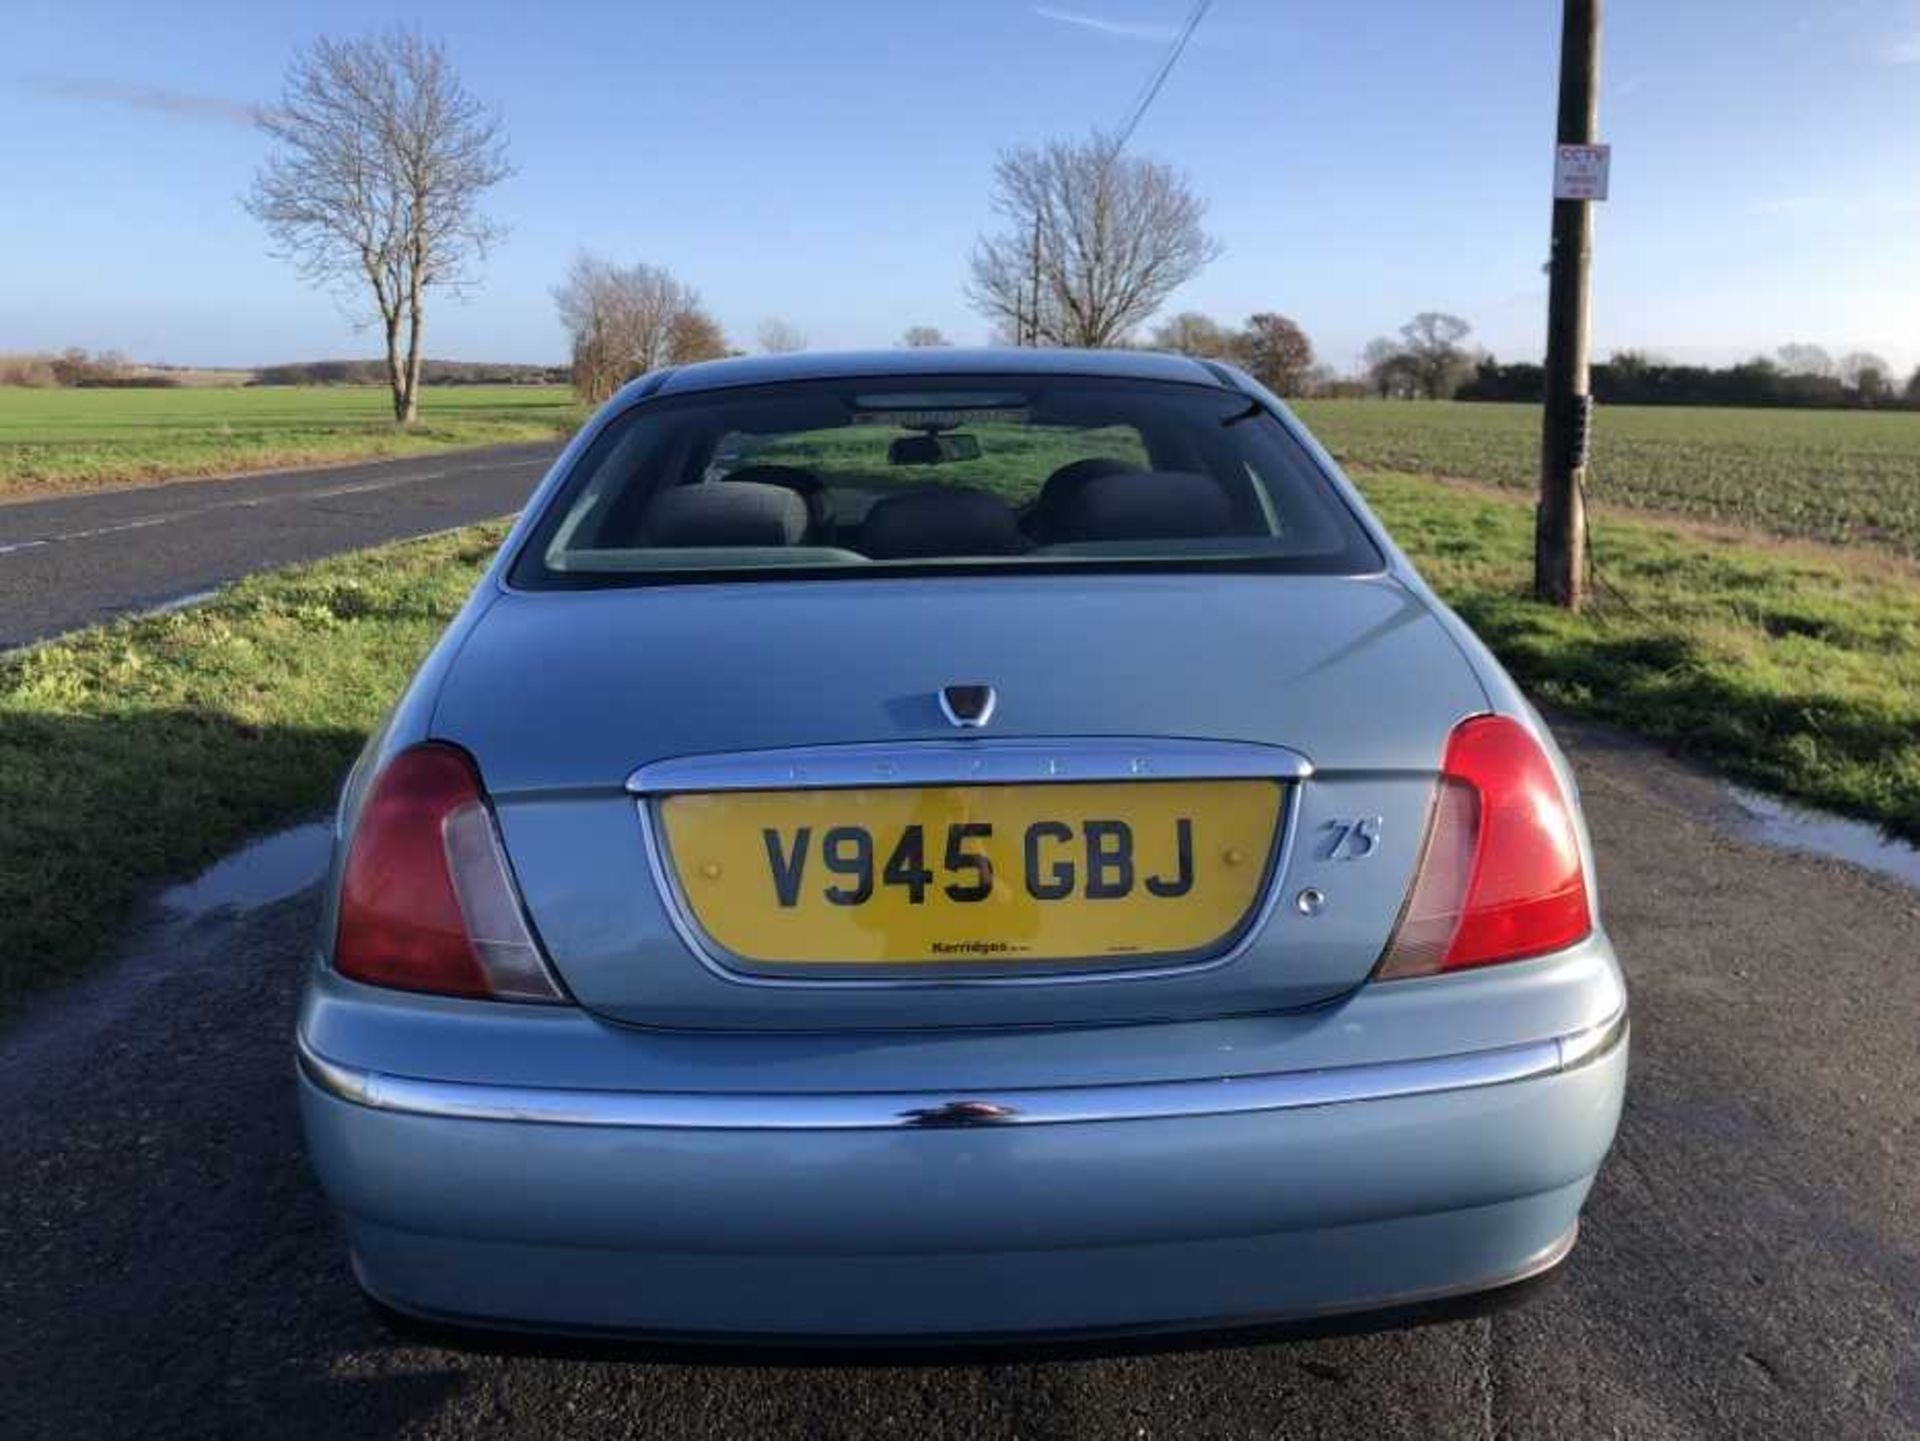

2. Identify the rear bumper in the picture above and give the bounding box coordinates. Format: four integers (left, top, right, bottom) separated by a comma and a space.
351, 1201, 1583, 1358
296, 1009, 1626, 1340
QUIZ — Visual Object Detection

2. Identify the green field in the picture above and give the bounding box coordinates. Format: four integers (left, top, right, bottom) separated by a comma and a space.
0, 384, 582, 496
11, 386, 1920, 560
1361, 472, 1920, 839
1297, 399, 1920, 558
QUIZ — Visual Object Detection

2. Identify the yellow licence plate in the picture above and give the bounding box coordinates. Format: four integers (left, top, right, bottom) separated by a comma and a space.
657, 780, 1284, 968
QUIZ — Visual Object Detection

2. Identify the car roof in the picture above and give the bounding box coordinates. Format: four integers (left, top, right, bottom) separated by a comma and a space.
650, 347, 1232, 397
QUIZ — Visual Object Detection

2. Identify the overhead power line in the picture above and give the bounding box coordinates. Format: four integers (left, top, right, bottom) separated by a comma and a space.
1111, 0, 1214, 152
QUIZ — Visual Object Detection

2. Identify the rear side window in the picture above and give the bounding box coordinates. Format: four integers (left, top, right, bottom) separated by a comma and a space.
512, 375, 1381, 587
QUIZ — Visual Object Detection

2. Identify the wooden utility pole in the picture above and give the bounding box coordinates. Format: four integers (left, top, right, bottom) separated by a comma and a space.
1535, 0, 1602, 608
1026, 216, 1043, 346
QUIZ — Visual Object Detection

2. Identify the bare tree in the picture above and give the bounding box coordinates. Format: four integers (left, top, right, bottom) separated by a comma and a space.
1362, 337, 1417, 400
1237, 313, 1314, 396
247, 29, 511, 425
1776, 342, 1836, 378
553, 253, 727, 403
1606, 348, 1659, 389
670, 309, 729, 367
1853, 365, 1892, 405
48, 348, 133, 386
1398, 312, 1474, 399
757, 319, 808, 354
900, 325, 952, 348
968, 134, 1221, 349
1838, 350, 1891, 395
1149, 311, 1236, 357
0, 353, 59, 388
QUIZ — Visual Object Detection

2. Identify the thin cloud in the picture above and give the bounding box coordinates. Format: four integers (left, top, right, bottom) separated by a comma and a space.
1033, 5, 1180, 43
23, 72, 259, 126
1889, 32, 1920, 62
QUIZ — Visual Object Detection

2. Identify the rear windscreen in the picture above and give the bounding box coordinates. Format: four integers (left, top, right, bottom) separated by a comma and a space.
511, 375, 1382, 587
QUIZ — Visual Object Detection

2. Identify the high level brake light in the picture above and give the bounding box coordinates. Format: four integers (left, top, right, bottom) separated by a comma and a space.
334, 743, 566, 1002
1375, 715, 1592, 979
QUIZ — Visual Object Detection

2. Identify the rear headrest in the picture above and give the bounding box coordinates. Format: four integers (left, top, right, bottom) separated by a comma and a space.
724, 464, 824, 497
1029, 456, 1141, 541
861, 487, 1026, 560
725, 464, 829, 532
639, 482, 809, 548
1039, 456, 1140, 511
1054, 470, 1234, 543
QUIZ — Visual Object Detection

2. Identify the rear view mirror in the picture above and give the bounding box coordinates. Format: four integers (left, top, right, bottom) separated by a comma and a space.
888, 433, 981, 465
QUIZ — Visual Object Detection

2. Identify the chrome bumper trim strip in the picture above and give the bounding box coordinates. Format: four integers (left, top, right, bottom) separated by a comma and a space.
625, 737, 1314, 796
297, 1007, 1628, 1133
1557, 1010, 1629, 1073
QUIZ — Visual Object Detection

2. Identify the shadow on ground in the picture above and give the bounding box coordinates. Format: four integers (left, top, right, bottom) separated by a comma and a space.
0, 706, 367, 1020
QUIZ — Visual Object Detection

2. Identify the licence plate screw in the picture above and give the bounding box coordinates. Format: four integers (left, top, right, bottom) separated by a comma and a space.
700, 861, 723, 880
1295, 887, 1327, 917
1223, 847, 1246, 867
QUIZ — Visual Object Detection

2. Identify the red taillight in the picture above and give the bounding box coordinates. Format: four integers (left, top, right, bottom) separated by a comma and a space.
1375, 715, 1592, 979
335, 743, 565, 1002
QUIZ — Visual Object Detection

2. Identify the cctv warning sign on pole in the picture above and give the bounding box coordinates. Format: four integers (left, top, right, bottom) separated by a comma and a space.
1553, 143, 1610, 201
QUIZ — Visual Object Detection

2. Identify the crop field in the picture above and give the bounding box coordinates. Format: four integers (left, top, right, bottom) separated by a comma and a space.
1295, 399, 1920, 559
0, 383, 581, 495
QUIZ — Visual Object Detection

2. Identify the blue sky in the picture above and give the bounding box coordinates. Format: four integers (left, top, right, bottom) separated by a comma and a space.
2, 0, 1916, 373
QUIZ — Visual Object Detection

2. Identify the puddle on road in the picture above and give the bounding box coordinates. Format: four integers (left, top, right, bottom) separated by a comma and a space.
8, 820, 334, 1076
160, 821, 333, 916
1725, 785, 1920, 890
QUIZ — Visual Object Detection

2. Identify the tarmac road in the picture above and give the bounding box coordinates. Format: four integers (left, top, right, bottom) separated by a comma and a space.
3, 718, 1918, 1440
0, 444, 558, 648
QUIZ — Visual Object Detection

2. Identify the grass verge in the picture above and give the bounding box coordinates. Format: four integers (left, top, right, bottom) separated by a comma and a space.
0, 524, 505, 1020
4, 474, 1917, 1021
1360, 471, 1920, 842
0, 384, 583, 498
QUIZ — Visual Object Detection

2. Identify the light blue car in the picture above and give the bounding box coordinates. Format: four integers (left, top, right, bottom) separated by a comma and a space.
296, 349, 1627, 1346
